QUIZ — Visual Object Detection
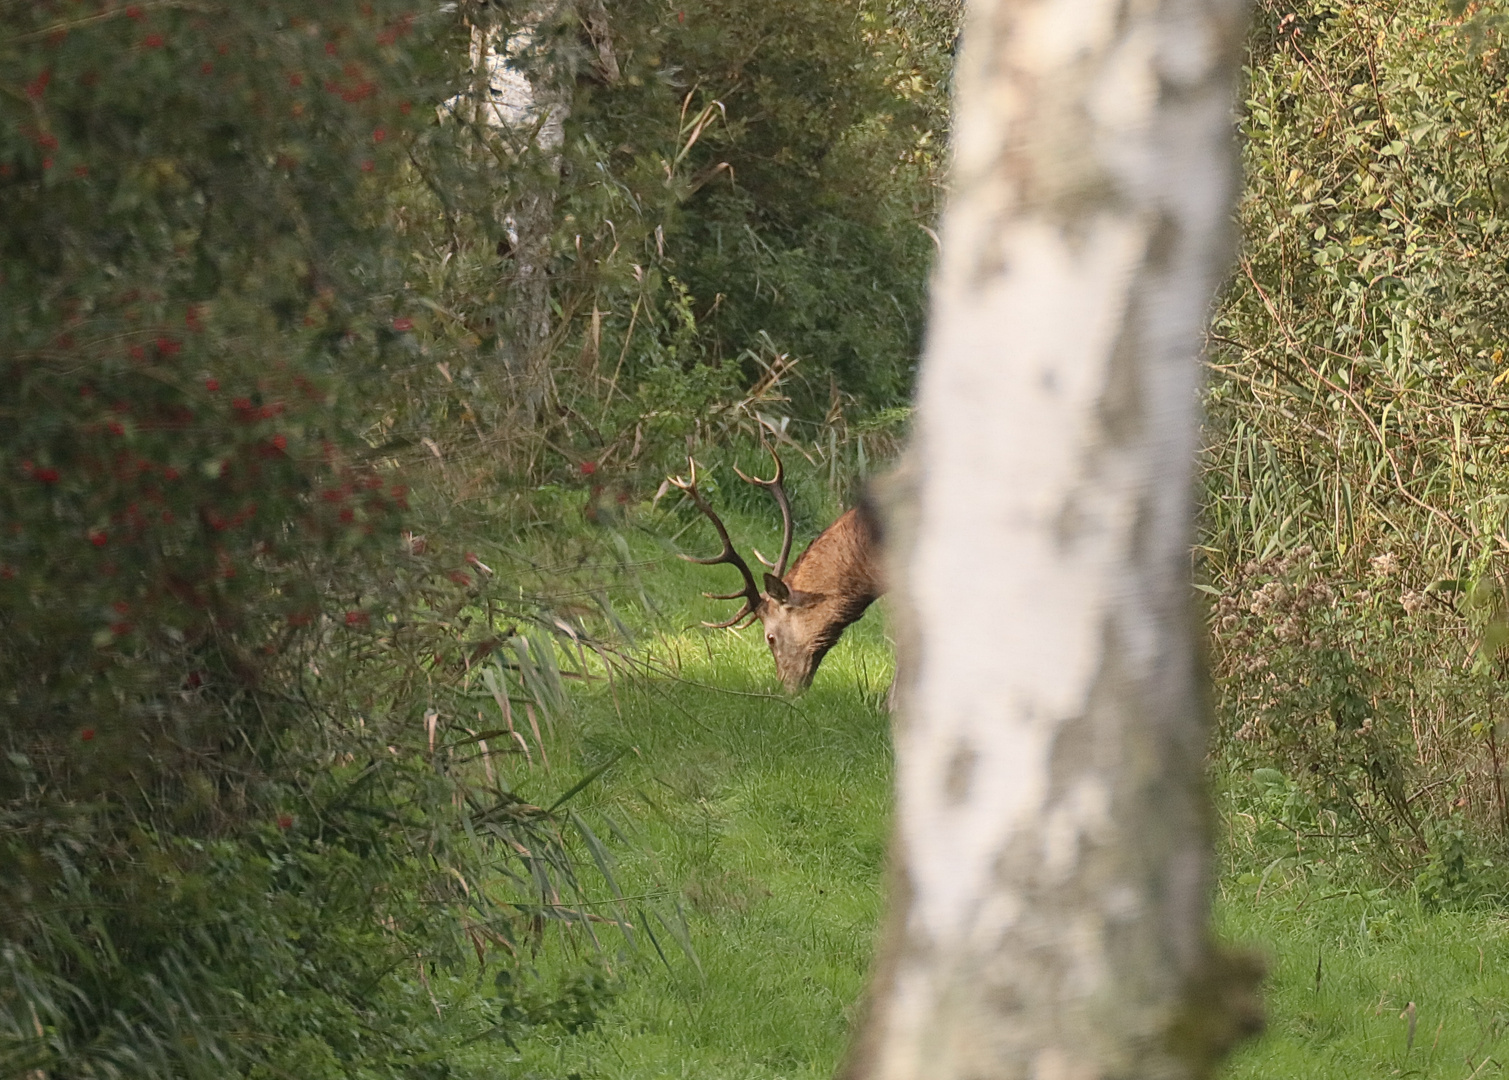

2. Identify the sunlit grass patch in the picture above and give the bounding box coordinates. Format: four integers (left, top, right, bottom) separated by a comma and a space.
1218, 876, 1509, 1078
456, 508, 895, 1077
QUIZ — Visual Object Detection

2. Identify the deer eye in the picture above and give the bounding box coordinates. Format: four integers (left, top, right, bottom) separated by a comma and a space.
766, 633, 776, 647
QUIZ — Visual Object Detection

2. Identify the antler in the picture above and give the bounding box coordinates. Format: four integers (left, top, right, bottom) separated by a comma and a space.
735, 444, 793, 578
670, 458, 763, 628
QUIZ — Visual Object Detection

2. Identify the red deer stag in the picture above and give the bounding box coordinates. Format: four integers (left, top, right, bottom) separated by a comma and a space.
670, 450, 884, 693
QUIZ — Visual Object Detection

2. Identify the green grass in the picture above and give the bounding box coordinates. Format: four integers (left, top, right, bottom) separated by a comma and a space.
465, 513, 1509, 1079
461, 513, 894, 1079
1218, 876, 1509, 1078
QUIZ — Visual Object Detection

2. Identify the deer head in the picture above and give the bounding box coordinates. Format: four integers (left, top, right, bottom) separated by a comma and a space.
671, 450, 882, 694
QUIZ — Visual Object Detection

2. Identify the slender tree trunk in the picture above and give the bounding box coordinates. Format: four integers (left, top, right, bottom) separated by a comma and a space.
845, 0, 1261, 1076
463, 0, 616, 418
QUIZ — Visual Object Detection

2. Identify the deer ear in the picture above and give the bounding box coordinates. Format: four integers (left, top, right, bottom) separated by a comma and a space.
785, 588, 821, 609
763, 573, 790, 603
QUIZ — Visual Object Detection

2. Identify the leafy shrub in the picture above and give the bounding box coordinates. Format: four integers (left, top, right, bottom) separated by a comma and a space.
1206, 0, 1509, 876
0, 6, 629, 1075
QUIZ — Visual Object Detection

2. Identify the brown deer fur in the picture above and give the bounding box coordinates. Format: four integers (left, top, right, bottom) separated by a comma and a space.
759, 502, 884, 691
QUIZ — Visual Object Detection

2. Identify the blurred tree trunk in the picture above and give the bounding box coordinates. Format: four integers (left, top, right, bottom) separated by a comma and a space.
846, 0, 1262, 1075
464, 0, 617, 418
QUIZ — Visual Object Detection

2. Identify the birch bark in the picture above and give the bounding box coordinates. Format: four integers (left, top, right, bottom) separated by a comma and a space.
844, 0, 1261, 1075
459, 0, 617, 417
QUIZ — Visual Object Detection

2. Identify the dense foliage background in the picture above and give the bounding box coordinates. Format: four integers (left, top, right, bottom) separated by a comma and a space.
1205, 0, 1509, 899
0, 1, 949, 1076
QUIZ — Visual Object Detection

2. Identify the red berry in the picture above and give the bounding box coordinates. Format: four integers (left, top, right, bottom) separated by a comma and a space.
143, 33, 164, 48
277, 814, 294, 830
205, 378, 219, 392
579, 460, 598, 476
360, 160, 375, 173
26, 69, 52, 100
126, 6, 144, 19
271, 433, 287, 450
80, 729, 95, 741
88, 529, 107, 547
289, 72, 303, 87
37, 467, 59, 484
373, 127, 386, 143
392, 317, 413, 331
345, 610, 368, 626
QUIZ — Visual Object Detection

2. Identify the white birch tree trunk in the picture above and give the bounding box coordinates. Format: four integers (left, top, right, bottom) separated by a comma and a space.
457, 1, 616, 417
845, 0, 1262, 1075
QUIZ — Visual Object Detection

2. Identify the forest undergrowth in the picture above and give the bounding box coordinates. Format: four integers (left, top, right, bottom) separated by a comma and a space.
1202, 0, 1509, 903
15, 0, 1509, 1076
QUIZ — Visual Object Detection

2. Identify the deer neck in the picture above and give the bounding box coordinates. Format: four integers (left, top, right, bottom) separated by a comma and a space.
784, 505, 884, 636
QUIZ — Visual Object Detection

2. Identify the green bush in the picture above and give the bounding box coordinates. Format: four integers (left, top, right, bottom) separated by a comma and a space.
1206, 0, 1509, 875
0, 6, 625, 1075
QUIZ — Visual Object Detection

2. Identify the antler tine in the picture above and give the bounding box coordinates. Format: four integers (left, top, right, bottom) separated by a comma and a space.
702, 609, 759, 630
733, 443, 793, 578
669, 457, 763, 626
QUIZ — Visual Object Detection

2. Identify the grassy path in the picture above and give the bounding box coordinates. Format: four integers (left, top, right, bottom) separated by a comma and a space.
470, 536, 895, 1079
465, 528, 1509, 1079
